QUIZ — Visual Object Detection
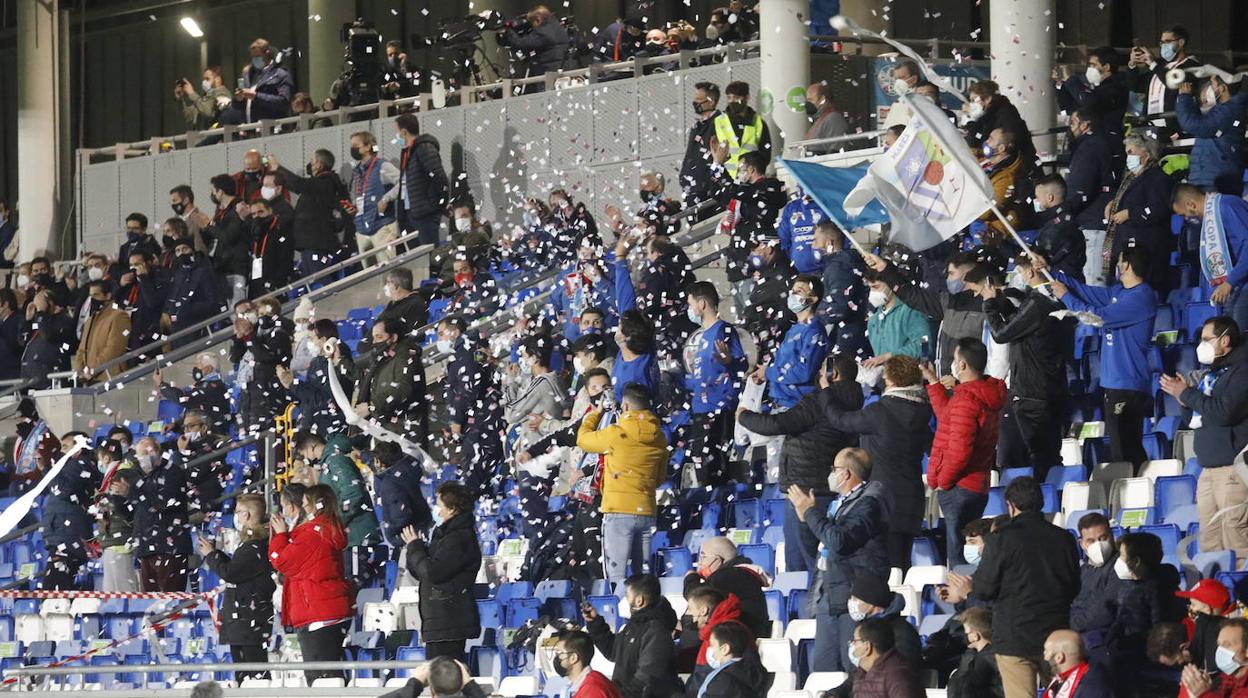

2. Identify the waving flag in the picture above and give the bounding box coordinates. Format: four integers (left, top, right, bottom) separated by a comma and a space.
844, 94, 994, 251
781, 160, 890, 231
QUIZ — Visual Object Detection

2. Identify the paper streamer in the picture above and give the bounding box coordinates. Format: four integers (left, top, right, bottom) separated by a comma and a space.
325, 359, 439, 474
0, 437, 88, 540
831, 14, 970, 104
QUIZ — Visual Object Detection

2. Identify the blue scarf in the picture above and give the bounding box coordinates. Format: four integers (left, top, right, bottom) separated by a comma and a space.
1201, 193, 1235, 285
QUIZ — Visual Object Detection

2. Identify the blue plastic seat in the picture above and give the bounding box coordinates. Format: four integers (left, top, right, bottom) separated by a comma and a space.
1194, 551, 1236, 579
656, 547, 693, 577
586, 595, 621, 630
911, 537, 942, 568
764, 589, 784, 624
1184, 302, 1218, 340
475, 600, 502, 629
1165, 502, 1200, 531
1216, 571, 1248, 602
739, 543, 775, 577
761, 525, 785, 549
493, 582, 534, 605
1045, 465, 1089, 491
731, 499, 764, 529
505, 598, 542, 627
763, 498, 787, 527
1142, 433, 1170, 462
471, 646, 502, 682
395, 645, 425, 678
982, 487, 1007, 517
1139, 524, 1182, 558
684, 529, 716, 556
999, 467, 1034, 488
1155, 475, 1198, 522
787, 588, 811, 620
771, 571, 810, 596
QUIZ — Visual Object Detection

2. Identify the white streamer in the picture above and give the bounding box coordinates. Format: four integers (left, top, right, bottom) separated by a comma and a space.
0, 437, 89, 539
325, 359, 438, 473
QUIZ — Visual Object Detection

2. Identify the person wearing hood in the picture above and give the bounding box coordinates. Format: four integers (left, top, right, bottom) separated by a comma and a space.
584, 573, 682, 698
1069, 512, 1127, 658
923, 337, 1007, 567
683, 537, 771, 639
577, 384, 667, 584
693, 621, 771, 698
823, 355, 932, 573
972, 477, 1081, 698
198, 493, 275, 681
380, 113, 449, 247
826, 575, 923, 698
1161, 316, 1248, 562
269, 484, 353, 684
787, 447, 892, 672
739, 353, 864, 573
399, 482, 482, 663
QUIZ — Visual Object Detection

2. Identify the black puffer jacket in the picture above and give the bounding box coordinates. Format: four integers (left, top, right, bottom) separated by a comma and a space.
737, 380, 863, 494
983, 288, 1071, 401
395, 134, 449, 220
278, 167, 344, 253
588, 596, 682, 698
683, 556, 771, 639
823, 386, 932, 536
204, 538, 276, 645
405, 511, 481, 643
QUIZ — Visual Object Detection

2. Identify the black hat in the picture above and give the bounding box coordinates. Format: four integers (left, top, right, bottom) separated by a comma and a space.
850, 575, 893, 610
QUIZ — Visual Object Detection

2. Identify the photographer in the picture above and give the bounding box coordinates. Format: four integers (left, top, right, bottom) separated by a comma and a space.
175, 67, 231, 131
497, 5, 570, 88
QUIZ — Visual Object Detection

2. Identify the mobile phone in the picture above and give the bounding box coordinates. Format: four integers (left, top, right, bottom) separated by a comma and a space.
237, 78, 246, 90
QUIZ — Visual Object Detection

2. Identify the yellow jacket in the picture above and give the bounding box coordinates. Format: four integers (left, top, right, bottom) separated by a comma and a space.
576, 408, 668, 517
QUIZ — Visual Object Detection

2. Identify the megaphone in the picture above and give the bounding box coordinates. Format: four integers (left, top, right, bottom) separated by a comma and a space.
1165, 68, 1188, 90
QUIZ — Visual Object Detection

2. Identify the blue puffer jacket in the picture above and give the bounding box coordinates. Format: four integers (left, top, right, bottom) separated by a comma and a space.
1176, 92, 1248, 190
804, 480, 892, 615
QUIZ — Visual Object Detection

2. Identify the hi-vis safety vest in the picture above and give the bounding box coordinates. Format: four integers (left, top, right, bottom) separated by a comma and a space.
714, 112, 762, 178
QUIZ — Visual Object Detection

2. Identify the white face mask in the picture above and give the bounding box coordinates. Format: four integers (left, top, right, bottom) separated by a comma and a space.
572, 356, 586, 374
1197, 339, 1222, 365
847, 598, 868, 622
242, 312, 258, 325
435, 338, 454, 354
455, 217, 472, 232
382, 284, 394, 300
1113, 555, 1136, 581
1085, 539, 1114, 567
1033, 197, 1047, 213
201, 79, 214, 93
1085, 65, 1104, 87
16, 274, 30, 288
1126, 153, 1142, 173
893, 78, 912, 96
1008, 269, 1030, 291
87, 266, 104, 281
967, 100, 985, 119
868, 289, 888, 308
260, 186, 277, 200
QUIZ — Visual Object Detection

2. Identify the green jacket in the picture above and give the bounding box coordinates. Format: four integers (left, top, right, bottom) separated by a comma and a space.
179, 86, 231, 130
321, 434, 381, 547
355, 336, 428, 442
866, 299, 930, 360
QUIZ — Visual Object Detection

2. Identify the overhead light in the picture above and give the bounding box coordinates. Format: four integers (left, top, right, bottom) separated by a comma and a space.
180, 17, 203, 38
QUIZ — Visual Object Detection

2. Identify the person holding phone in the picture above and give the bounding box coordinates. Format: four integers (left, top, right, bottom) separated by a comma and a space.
175, 67, 231, 131
199, 494, 275, 681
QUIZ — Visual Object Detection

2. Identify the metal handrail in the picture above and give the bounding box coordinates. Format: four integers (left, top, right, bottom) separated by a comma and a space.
64, 240, 435, 396
3, 660, 433, 678
77, 41, 763, 164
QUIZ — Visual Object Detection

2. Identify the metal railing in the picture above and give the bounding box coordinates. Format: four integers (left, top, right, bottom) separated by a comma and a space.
2, 660, 432, 679
77, 41, 761, 164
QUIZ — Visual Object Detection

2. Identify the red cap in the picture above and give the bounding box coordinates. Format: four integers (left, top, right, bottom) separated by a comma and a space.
1176, 579, 1231, 611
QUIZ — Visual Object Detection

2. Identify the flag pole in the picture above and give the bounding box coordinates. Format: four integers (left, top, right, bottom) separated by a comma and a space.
823, 214, 871, 257
987, 203, 1057, 283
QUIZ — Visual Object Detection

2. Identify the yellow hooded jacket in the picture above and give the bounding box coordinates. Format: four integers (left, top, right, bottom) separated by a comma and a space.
576, 408, 668, 517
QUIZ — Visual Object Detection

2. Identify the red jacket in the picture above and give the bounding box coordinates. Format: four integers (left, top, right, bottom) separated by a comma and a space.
269, 515, 353, 629
926, 377, 1006, 494
1197, 668, 1248, 697
696, 593, 744, 665
574, 669, 623, 698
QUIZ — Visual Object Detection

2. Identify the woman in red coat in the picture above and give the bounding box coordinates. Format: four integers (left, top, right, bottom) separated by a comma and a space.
269, 483, 353, 683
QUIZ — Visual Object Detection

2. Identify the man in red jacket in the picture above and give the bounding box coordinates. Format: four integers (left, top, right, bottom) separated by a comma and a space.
553, 630, 622, 698
923, 337, 1007, 567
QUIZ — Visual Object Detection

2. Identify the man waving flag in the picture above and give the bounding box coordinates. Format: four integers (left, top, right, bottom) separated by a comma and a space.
844, 93, 995, 251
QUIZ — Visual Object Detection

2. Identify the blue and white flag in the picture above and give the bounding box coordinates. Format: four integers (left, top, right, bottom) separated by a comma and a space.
844, 94, 994, 251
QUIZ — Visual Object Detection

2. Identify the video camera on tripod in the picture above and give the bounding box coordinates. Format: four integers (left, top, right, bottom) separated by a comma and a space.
331, 18, 382, 107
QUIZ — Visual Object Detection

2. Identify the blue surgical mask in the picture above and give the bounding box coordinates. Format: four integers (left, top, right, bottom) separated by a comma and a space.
1217, 645, 1242, 675
982, 143, 994, 158
1160, 42, 1177, 62
946, 278, 965, 294
392, 135, 404, 146
706, 649, 723, 669
748, 254, 763, 269
786, 294, 808, 313
435, 338, 454, 354
687, 307, 702, 325
963, 543, 982, 565
432, 508, 445, 528
251, 56, 267, 70
1126, 153, 1142, 172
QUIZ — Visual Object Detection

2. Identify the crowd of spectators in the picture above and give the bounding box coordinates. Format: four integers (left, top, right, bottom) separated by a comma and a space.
8, 16, 1248, 698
